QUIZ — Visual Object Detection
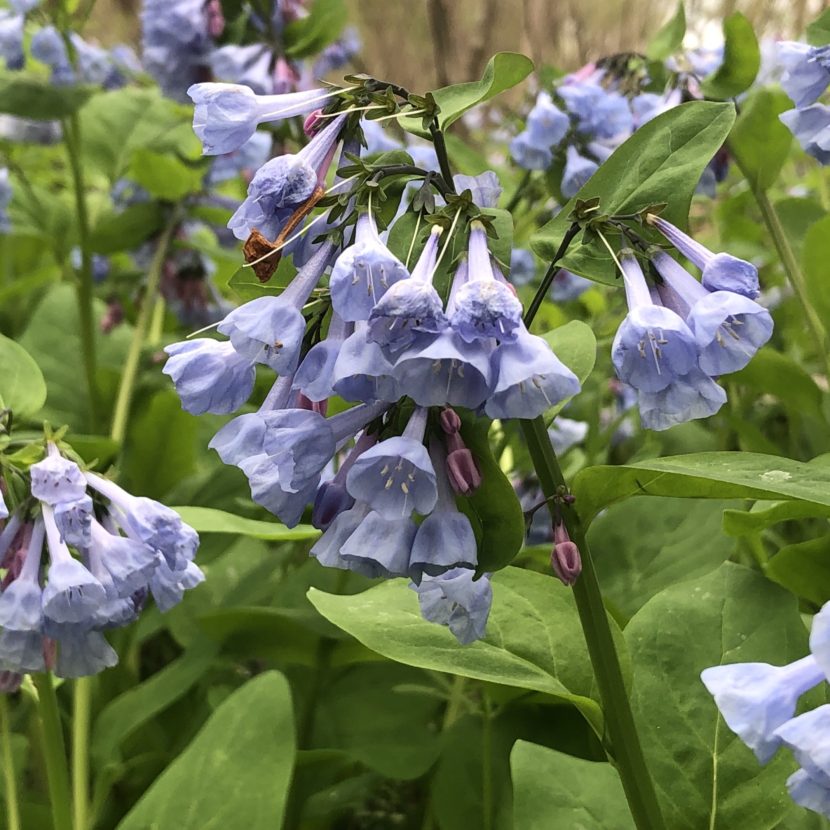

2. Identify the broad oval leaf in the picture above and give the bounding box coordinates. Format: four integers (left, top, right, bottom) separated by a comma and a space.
172, 506, 320, 541
645, 3, 686, 62
0, 334, 46, 418
701, 13, 760, 100
0, 72, 94, 119
626, 563, 820, 830
531, 101, 735, 285
542, 320, 597, 418
512, 740, 634, 830
117, 671, 295, 830
309, 566, 623, 735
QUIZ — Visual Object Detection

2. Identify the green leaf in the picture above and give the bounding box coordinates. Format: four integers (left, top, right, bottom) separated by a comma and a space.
401, 52, 534, 136
0, 73, 94, 120
283, 0, 347, 59
309, 566, 618, 734
19, 285, 133, 430
116, 672, 295, 830
645, 3, 686, 61
723, 500, 830, 537
803, 215, 830, 332
542, 320, 597, 417
766, 535, 830, 606
92, 640, 219, 766
807, 8, 830, 45
80, 88, 200, 183
89, 202, 165, 255
574, 452, 830, 525
0, 334, 46, 418
626, 563, 820, 829
701, 13, 760, 99
532, 102, 735, 285
511, 740, 634, 830
458, 415, 525, 574
590, 497, 736, 619
732, 347, 825, 423
171, 506, 320, 541
728, 89, 793, 191
127, 148, 206, 201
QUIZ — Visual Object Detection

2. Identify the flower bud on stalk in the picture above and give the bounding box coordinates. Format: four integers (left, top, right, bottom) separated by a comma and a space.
551, 521, 582, 586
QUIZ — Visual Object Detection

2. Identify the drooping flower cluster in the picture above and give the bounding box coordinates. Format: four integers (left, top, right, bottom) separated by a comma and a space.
163, 87, 585, 643
0, 444, 202, 679
701, 601, 830, 819
777, 42, 830, 164
610, 215, 773, 430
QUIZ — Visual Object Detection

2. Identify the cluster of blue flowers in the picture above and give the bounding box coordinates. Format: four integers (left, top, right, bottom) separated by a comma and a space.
777, 41, 830, 164
611, 215, 773, 430
509, 58, 727, 199
701, 601, 830, 818
163, 82, 585, 643
0, 444, 201, 679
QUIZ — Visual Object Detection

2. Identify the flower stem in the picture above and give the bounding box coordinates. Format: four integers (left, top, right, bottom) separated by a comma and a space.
428, 121, 454, 193
0, 695, 21, 830
520, 417, 665, 830
110, 213, 180, 445
33, 673, 72, 830
523, 222, 582, 326
71, 677, 92, 830
62, 115, 98, 431
746, 184, 830, 378
505, 169, 532, 213
480, 686, 493, 830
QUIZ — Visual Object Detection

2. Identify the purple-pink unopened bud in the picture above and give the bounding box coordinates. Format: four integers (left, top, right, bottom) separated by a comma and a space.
304, 109, 324, 137
294, 392, 328, 416
205, 0, 225, 38
551, 541, 581, 586
440, 407, 463, 436
447, 449, 482, 496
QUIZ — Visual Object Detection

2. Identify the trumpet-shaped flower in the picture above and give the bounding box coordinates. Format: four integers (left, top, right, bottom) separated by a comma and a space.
163, 338, 256, 415
779, 105, 830, 166
561, 146, 598, 198
777, 42, 830, 108
53, 495, 93, 549
30, 450, 87, 505
292, 313, 351, 402
339, 511, 416, 578
637, 369, 726, 431
526, 92, 569, 148
329, 212, 410, 321
188, 82, 332, 155
332, 324, 401, 403
786, 769, 830, 819
775, 706, 830, 784
411, 568, 492, 645
0, 520, 44, 632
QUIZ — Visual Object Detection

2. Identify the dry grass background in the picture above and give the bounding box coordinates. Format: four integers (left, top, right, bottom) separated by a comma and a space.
90, 0, 827, 89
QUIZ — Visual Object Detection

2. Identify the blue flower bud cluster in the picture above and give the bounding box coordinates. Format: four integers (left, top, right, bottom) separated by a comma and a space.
611, 216, 772, 430
0, 444, 201, 679
701, 601, 830, 819
777, 42, 830, 164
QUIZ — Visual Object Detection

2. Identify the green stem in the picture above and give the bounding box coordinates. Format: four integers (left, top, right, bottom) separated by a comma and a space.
0, 695, 21, 830
738, 172, 830, 378
110, 214, 180, 444
505, 170, 532, 213
62, 115, 98, 431
523, 223, 582, 326
428, 121, 454, 192
520, 418, 665, 830
72, 678, 92, 830
481, 686, 493, 830
443, 675, 466, 729
33, 674, 72, 830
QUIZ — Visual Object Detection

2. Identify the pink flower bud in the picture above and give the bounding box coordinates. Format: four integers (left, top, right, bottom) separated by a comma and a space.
551, 541, 581, 586
294, 392, 328, 416
303, 109, 324, 137
447, 449, 482, 496
205, 0, 225, 38
440, 407, 462, 436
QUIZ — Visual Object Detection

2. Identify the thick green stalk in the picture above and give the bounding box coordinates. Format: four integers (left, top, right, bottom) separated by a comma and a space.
521, 418, 665, 830
71, 678, 92, 830
750, 186, 830, 378
0, 695, 21, 830
62, 115, 98, 430
33, 674, 72, 830
110, 215, 180, 444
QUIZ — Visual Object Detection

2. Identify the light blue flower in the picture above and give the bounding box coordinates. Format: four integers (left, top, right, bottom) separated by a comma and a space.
775, 705, 830, 785
292, 314, 351, 402
651, 250, 772, 376
148, 557, 204, 613
329, 211, 410, 321
311, 480, 355, 531
339, 511, 416, 578
561, 146, 598, 198
0, 629, 44, 673
809, 600, 830, 678
526, 91, 569, 148
0, 519, 44, 632
509, 248, 536, 286
208, 131, 272, 186
453, 171, 503, 209
88, 519, 157, 599
313, 26, 361, 77
777, 42, 830, 108
54, 495, 93, 549
786, 769, 830, 819
649, 215, 761, 298
217, 241, 335, 374
452, 223, 523, 343
411, 568, 492, 645
228, 115, 346, 240
0, 12, 24, 71
551, 269, 592, 301
240, 456, 321, 526
0, 490, 7, 520
701, 656, 825, 763
362, 118, 402, 155
209, 45, 272, 94
393, 330, 492, 409
310, 503, 369, 570
485, 325, 581, 420
548, 417, 588, 454
367, 225, 446, 355
637, 369, 727, 431
163, 338, 256, 415
332, 325, 401, 403
54, 629, 118, 678
345, 407, 437, 519
30, 450, 87, 505
611, 251, 698, 393
780, 105, 830, 166
510, 131, 552, 170
189, 82, 331, 155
